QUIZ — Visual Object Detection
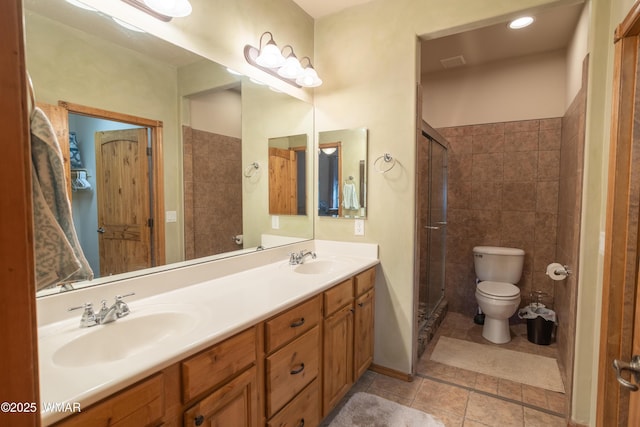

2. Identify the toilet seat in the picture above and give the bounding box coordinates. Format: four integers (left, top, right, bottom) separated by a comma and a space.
477, 281, 520, 300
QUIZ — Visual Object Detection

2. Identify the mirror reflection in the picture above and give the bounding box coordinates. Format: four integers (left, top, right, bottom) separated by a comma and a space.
318, 128, 368, 218
268, 135, 308, 216
25, 0, 314, 296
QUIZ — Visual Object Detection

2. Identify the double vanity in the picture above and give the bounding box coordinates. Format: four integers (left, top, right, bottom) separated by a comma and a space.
37, 240, 379, 426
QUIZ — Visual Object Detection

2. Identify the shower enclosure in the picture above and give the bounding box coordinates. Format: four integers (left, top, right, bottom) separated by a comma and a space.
415, 122, 448, 359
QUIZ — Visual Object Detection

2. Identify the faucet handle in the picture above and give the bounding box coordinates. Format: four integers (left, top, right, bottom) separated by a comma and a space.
68, 302, 97, 328
114, 292, 135, 318
97, 299, 110, 320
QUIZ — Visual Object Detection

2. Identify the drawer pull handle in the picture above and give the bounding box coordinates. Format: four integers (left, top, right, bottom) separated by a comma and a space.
290, 317, 305, 328
297, 418, 305, 427
290, 363, 305, 375
194, 414, 205, 426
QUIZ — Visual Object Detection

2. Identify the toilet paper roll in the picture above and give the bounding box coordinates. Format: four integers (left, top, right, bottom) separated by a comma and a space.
546, 262, 568, 281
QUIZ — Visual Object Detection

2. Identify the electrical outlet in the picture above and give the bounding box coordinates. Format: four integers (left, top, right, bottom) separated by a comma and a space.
272, 215, 280, 229
355, 219, 365, 236
165, 211, 177, 223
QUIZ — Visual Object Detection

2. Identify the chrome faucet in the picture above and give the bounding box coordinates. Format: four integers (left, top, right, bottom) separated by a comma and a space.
68, 292, 135, 328
289, 250, 317, 265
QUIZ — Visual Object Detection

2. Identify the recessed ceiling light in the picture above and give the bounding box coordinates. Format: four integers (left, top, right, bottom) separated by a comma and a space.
509, 16, 534, 29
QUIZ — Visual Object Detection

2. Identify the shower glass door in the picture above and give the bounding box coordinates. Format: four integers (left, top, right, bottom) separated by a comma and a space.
425, 138, 447, 317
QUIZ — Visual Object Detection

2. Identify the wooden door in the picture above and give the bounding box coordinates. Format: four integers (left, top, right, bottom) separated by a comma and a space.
268, 147, 297, 215
322, 304, 353, 417
597, 4, 640, 426
353, 289, 375, 380
183, 366, 258, 427
37, 102, 71, 198
95, 128, 151, 276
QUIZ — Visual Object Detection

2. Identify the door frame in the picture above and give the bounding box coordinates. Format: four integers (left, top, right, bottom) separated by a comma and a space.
596, 3, 640, 425
0, 1, 40, 425
58, 101, 166, 268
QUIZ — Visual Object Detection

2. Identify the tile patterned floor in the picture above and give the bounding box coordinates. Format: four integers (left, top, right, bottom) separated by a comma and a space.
322, 312, 567, 427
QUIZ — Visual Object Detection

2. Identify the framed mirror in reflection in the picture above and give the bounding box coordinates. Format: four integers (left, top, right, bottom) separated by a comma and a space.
318, 128, 368, 218
268, 135, 307, 216
25, 0, 314, 296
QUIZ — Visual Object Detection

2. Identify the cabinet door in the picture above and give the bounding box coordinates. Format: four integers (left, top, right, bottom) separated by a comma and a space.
183, 366, 258, 427
322, 304, 353, 417
54, 374, 164, 427
353, 288, 374, 380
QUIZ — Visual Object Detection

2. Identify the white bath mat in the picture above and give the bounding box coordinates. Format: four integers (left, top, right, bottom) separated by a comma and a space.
430, 336, 565, 393
328, 392, 444, 427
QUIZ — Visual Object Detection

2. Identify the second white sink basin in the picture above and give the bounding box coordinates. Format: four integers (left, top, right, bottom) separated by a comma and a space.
52, 309, 198, 368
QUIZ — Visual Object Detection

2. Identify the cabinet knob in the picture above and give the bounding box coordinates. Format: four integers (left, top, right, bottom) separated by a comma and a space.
297, 418, 305, 427
358, 302, 364, 307
194, 414, 204, 426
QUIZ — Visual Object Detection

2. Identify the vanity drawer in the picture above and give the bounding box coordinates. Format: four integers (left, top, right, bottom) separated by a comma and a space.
266, 326, 319, 417
267, 378, 320, 427
53, 374, 164, 427
324, 278, 354, 317
354, 267, 376, 296
265, 294, 322, 353
181, 326, 257, 403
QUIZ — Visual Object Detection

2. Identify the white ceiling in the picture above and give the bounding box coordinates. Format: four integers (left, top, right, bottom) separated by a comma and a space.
420, 2, 585, 74
290, 0, 585, 75
292, 0, 374, 19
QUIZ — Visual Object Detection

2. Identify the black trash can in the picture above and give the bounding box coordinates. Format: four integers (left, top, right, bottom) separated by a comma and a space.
518, 305, 556, 345
526, 315, 554, 345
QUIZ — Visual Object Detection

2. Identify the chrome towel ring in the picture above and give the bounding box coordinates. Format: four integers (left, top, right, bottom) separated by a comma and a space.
243, 162, 260, 178
374, 153, 396, 173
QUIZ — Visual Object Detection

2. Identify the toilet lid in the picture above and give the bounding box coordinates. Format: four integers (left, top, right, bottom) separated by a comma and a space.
477, 281, 520, 298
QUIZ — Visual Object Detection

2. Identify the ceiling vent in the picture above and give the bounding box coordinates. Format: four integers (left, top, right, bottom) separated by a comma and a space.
440, 55, 466, 69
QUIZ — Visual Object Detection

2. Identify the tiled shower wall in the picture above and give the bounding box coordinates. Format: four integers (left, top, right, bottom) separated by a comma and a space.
437, 119, 562, 316
183, 126, 243, 260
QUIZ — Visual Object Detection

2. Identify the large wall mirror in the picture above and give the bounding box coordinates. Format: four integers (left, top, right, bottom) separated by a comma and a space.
25, 0, 314, 296
318, 128, 368, 218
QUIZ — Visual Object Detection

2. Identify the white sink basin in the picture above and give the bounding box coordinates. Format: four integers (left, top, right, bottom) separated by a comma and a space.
52, 309, 198, 367
293, 259, 347, 275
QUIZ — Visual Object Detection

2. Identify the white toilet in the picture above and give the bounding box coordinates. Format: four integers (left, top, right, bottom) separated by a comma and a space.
473, 246, 525, 344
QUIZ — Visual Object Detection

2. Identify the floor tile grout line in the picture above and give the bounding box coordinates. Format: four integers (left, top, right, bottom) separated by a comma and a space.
414, 372, 566, 419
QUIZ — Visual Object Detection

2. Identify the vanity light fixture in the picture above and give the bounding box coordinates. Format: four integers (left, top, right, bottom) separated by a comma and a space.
321, 147, 337, 155
508, 16, 534, 29
244, 31, 322, 88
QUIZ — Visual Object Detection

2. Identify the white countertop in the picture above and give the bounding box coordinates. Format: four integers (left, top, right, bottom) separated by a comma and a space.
37, 240, 378, 425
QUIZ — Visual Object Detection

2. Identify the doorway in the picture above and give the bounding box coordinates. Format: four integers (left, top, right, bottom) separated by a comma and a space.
45, 101, 165, 279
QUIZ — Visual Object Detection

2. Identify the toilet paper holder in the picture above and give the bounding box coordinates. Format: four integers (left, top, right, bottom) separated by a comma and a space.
546, 263, 572, 280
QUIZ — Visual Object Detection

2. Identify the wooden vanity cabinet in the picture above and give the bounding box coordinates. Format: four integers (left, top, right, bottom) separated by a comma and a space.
50, 266, 376, 427
322, 267, 376, 417
264, 295, 322, 426
353, 268, 376, 380
181, 326, 261, 427
322, 278, 355, 416
52, 374, 164, 427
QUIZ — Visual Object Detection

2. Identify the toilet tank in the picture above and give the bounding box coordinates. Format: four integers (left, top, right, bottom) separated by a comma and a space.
473, 246, 525, 283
